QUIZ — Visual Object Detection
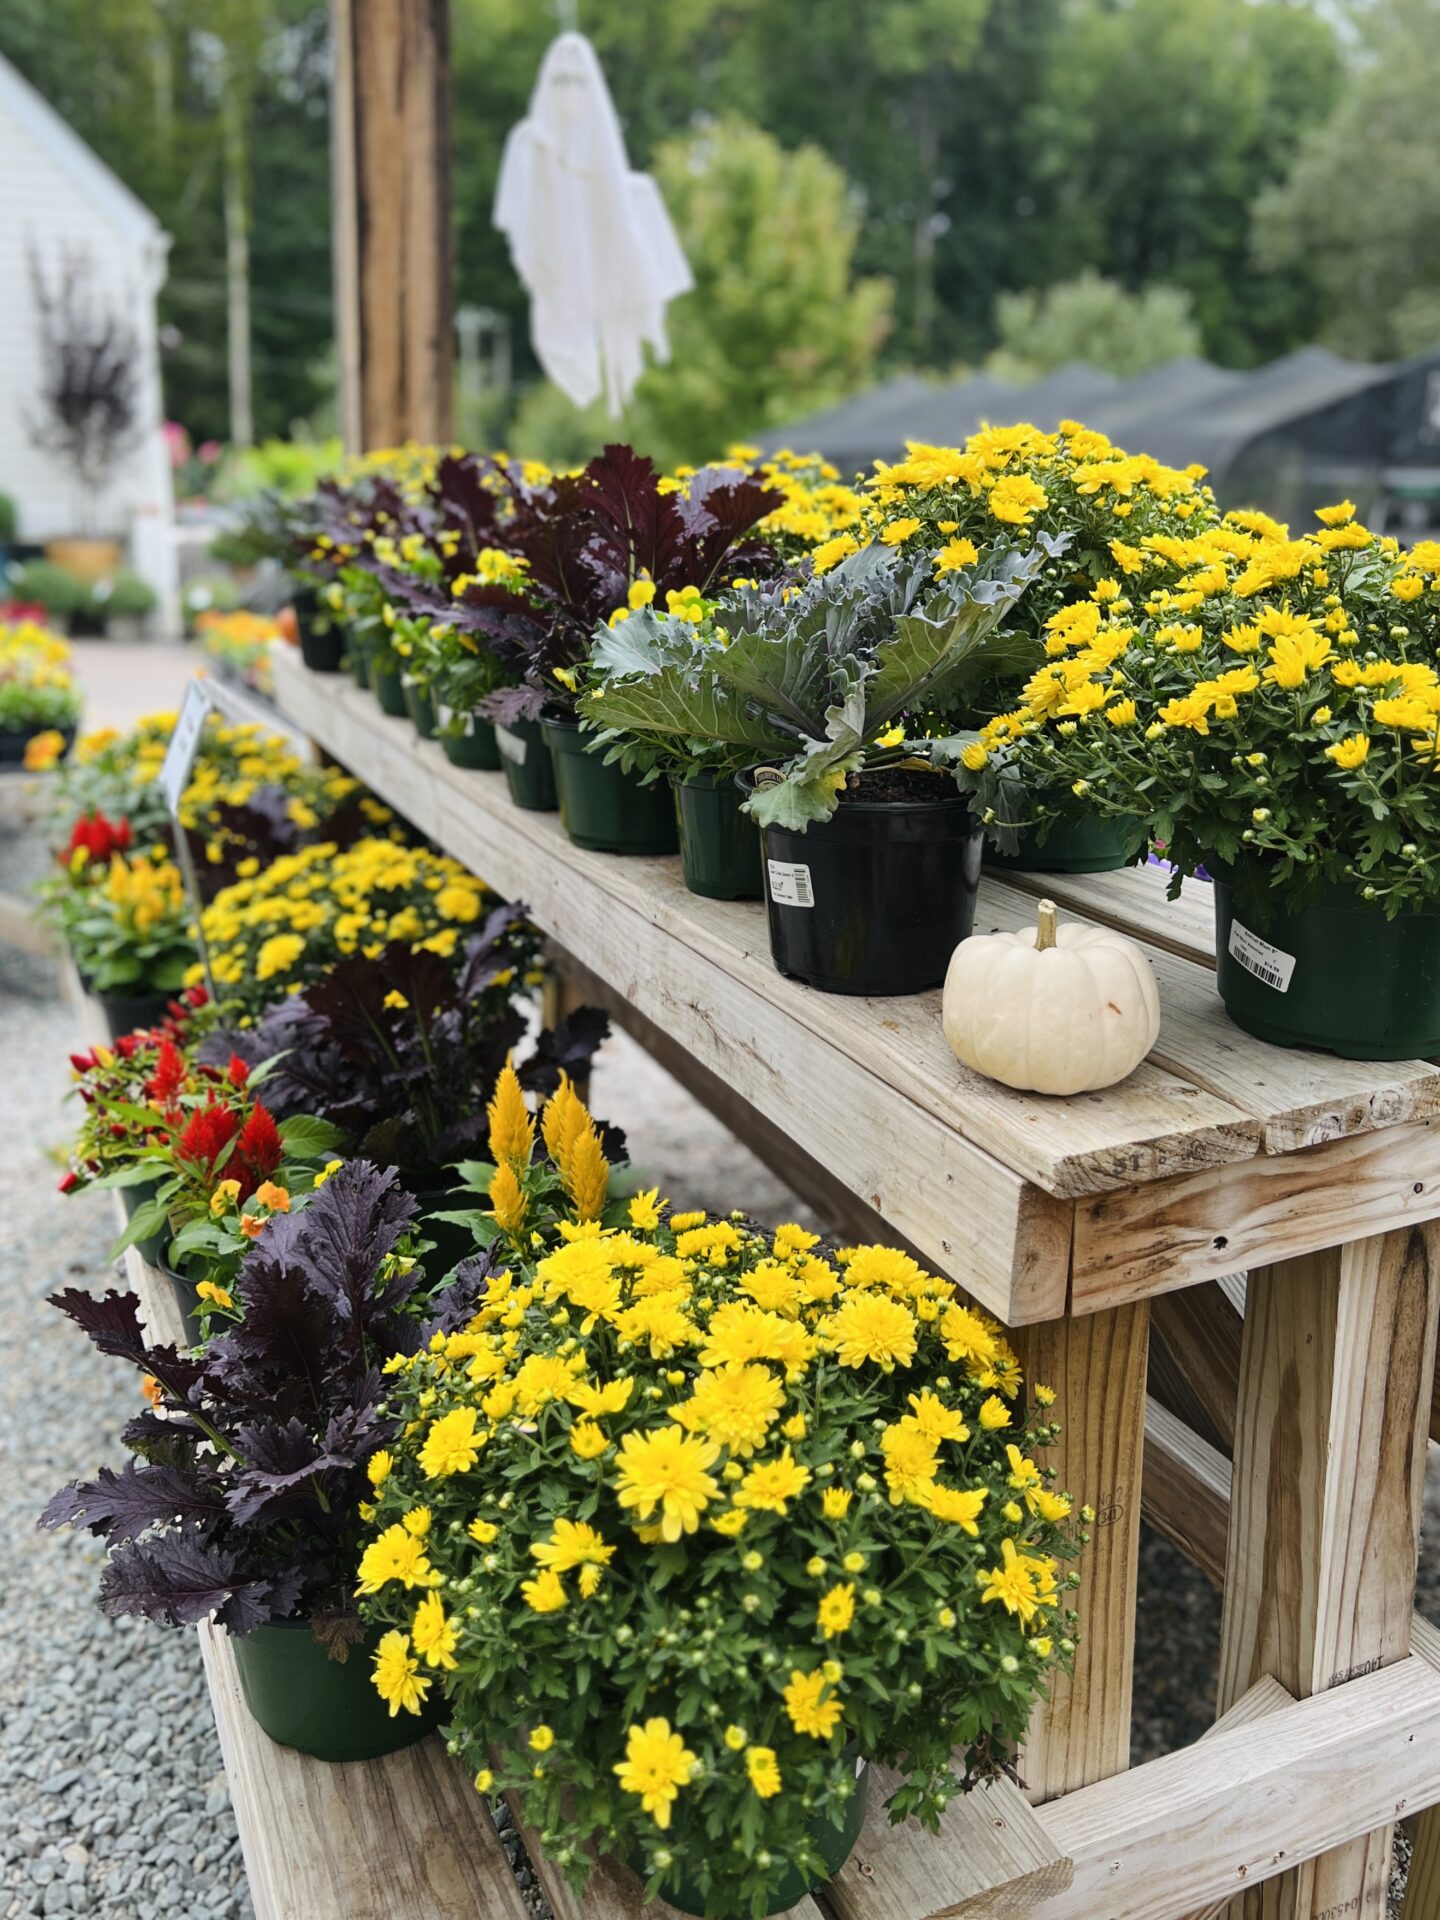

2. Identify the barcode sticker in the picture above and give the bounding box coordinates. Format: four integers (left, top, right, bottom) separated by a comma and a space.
767, 859, 815, 908
1227, 918, 1296, 993
495, 726, 527, 767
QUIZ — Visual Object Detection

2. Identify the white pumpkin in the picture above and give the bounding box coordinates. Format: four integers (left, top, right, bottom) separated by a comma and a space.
942, 898, 1160, 1095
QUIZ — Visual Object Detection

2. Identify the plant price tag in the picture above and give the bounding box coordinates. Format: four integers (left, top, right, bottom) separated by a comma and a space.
496, 726, 527, 766
158, 680, 213, 813
767, 859, 815, 909
1227, 918, 1296, 994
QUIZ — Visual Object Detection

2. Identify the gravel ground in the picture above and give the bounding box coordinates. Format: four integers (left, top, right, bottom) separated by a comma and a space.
4, 784, 1439, 1916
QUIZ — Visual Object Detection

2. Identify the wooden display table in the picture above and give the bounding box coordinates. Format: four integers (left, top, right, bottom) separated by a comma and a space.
119, 653, 1440, 1920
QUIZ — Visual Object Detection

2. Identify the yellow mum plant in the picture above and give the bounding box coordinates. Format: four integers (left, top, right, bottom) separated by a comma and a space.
358, 1073, 1082, 1918
199, 836, 494, 1010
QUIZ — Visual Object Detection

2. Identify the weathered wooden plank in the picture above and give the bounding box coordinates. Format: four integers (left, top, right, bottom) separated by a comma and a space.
998, 860, 1217, 969
1071, 1119, 1440, 1312
1018, 1303, 1150, 1803
1406, 1810, 1440, 1920
1216, 1223, 1440, 1920
1039, 1655, 1440, 1920
1177, 1676, 1300, 1920
1147, 1280, 1244, 1455
825, 1772, 1073, 1920
1140, 1397, 1231, 1589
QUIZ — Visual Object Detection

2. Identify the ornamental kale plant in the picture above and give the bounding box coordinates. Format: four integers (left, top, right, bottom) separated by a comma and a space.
201, 905, 608, 1195
387, 446, 787, 722
582, 539, 1057, 830
41, 1161, 500, 1649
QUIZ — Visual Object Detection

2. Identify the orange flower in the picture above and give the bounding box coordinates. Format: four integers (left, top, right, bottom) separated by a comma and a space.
254, 1180, 291, 1212
239, 1213, 266, 1239
141, 1375, 163, 1408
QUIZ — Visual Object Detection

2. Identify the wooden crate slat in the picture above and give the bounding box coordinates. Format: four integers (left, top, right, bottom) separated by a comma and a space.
1071, 1116, 1440, 1310
1140, 1398, 1231, 1589
998, 861, 1217, 969
824, 1772, 1072, 1920
1146, 1279, 1244, 1456
1037, 1654, 1440, 1920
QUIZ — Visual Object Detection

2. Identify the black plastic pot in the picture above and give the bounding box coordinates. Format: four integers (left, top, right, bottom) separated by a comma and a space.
495, 718, 557, 811
0, 724, 76, 766
369, 658, 408, 719
120, 1177, 167, 1267
232, 1618, 444, 1761
346, 641, 369, 688
987, 807, 1141, 875
402, 679, 438, 739
745, 775, 983, 995
672, 769, 763, 899
1212, 862, 1440, 1059
160, 1255, 204, 1347
295, 590, 344, 674
439, 715, 501, 771
97, 990, 174, 1043
639, 1760, 869, 1917
542, 718, 678, 855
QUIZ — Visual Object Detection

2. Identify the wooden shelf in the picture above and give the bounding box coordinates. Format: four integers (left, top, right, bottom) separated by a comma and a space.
271, 649, 1440, 1323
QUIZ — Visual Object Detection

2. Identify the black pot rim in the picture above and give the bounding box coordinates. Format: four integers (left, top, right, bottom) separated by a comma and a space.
735, 767, 973, 817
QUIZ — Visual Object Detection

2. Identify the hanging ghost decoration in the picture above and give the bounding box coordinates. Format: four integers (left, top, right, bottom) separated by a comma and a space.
494, 32, 693, 416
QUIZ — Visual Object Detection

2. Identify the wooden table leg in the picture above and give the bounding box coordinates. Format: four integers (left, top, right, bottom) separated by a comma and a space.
1018, 1300, 1151, 1802
1217, 1223, 1440, 1920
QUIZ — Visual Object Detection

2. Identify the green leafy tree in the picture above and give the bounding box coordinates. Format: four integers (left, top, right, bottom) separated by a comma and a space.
1018, 0, 1342, 366
1252, 0, 1440, 361
988, 272, 1202, 381
510, 117, 892, 469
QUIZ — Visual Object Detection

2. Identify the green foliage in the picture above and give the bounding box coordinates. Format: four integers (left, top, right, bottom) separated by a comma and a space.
1252, 0, 1440, 361
11, 559, 90, 618
0, 494, 17, 545
989, 273, 1202, 382
98, 570, 158, 620
213, 439, 344, 504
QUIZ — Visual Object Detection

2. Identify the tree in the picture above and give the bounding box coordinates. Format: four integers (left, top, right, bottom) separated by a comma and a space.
988, 272, 1202, 381
1252, 0, 1440, 361
507, 116, 892, 470
1016, 0, 1342, 365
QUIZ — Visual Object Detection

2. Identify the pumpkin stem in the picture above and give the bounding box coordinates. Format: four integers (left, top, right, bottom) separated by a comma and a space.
1035, 898, 1058, 951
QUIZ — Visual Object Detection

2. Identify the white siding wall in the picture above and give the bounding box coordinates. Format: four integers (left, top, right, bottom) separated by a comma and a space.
0, 80, 177, 623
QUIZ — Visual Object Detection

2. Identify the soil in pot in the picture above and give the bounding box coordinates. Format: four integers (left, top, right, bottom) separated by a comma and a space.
439, 714, 502, 771
369, 659, 408, 719
97, 990, 174, 1043
543, 718, 678, 856
640, 1760, 869, 1917
495, 717, 558, 811
402, 679, 438, 739
232, 1618, 444, 1761
746, 768, 982, 995
986, 807, 1140, 875
672, 770, 763, 900
1212, 866, 1440, 1059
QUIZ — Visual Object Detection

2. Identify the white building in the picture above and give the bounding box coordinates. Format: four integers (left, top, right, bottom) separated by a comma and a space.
0, 50, 177, 628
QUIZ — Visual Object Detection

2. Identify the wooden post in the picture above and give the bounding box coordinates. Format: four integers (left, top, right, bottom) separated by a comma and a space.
1217, 1224, 1440, 1920
330, 0, 454, 451
1018, 1302, 1150, 1801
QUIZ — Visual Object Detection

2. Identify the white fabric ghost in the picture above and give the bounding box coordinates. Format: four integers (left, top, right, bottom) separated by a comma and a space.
494, 32, 693, 417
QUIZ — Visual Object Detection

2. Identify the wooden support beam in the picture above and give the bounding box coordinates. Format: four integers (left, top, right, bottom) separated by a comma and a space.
1216, 1224, 1440, 1919
825, 1773, 1072, 1920
1147, 1279, 1244, 1455
330, 0, 454, 450
1018, 1303, 1150, 1802
1040, 1655, 1440, 1920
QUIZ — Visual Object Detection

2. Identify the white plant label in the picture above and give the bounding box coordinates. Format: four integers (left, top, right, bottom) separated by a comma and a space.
159, 680, 212, 812
767, 859, 815, 908
1227, 918, 1296, 993
496, 726, 528, 766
